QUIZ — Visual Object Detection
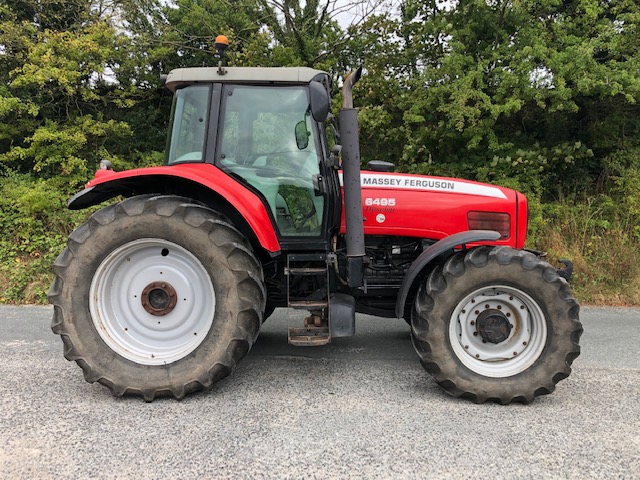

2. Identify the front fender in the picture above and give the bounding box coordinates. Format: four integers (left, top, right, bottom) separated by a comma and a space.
68, 164, 281, 253
395, 230, 502, 319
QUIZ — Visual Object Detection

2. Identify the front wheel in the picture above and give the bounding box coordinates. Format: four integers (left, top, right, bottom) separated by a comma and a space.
411, 246, 582, 404
48, 195, 265, 401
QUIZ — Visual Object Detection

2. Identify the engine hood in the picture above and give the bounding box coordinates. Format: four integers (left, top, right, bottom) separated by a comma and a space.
339, 171, 527, 249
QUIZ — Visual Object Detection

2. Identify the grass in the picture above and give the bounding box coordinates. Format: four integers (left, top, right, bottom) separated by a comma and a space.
531, 198, 640, 306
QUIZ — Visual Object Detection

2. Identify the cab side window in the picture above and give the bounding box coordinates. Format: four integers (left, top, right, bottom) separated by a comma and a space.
166, 85, 211, 164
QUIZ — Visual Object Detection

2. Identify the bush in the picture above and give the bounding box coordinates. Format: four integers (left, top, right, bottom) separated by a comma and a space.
0, 174, 92, 303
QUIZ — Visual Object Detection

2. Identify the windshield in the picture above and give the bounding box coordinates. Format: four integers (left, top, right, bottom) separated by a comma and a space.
165, 85, 211, 164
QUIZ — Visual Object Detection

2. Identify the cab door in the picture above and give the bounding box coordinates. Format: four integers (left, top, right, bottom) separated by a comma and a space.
216, 84, 330, 246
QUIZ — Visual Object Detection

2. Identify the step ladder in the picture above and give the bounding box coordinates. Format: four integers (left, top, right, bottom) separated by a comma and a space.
286, 253, 332, 346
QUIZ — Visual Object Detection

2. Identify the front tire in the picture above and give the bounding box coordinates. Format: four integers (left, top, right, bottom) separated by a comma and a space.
411, 246, 582, 404
48, 195, 265, 401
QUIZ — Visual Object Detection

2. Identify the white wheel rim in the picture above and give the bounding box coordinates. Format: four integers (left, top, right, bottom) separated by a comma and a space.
89, 238, 215, 365
449, 285, 547, 378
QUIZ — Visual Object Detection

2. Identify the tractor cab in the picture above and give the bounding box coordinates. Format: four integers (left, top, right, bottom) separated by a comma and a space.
163, 66, 339, 249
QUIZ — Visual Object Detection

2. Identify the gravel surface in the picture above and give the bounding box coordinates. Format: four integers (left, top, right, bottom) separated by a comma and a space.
0, 305, 638, 479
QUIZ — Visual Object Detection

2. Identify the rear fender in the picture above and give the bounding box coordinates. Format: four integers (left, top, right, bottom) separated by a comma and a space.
395, 230, 501, 319
68, 165, 281, 254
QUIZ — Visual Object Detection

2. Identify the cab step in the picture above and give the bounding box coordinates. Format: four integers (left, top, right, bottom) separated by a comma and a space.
288, 300, 328, 309
288, 326, 331, 346
285, 254, 356, 346
286, 253, 330, 311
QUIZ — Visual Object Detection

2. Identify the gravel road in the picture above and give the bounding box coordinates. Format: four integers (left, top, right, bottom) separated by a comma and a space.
0, 305, 638, 479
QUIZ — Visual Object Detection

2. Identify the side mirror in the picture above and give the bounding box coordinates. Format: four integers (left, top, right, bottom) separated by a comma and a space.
329, 144, 342, 169
295, 121, 309, 150
309, 81, 330, 123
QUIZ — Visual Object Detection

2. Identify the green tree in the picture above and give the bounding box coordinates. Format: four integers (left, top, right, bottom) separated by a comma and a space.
354, 0, 640, 200
0, 2, 140, 186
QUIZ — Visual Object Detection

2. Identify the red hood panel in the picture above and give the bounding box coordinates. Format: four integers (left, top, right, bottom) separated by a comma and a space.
340, 171, 523, 247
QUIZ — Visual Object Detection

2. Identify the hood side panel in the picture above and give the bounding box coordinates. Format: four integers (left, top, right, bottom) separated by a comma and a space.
340, 171, 520, 246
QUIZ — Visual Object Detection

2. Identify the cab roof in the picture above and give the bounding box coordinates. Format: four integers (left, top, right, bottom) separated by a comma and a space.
164, 66, 329, 92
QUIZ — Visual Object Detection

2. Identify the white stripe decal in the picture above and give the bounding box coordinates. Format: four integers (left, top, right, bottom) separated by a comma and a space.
339, 173, 507, 199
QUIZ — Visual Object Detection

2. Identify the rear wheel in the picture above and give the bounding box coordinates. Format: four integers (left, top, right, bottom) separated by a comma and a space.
48, 195, 265, 401
411, 246, 582, 404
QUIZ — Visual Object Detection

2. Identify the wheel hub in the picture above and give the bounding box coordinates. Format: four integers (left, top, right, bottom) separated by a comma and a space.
141, 282, 177, 316
477, 309, 512, 344
450, 287, 548, 378
89, 238, 216, 365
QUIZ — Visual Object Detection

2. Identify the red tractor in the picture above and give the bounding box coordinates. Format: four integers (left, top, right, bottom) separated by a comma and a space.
49, 39, 582, 403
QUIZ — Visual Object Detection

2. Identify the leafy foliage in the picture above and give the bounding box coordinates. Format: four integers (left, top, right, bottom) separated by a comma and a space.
0, 174, 95, 303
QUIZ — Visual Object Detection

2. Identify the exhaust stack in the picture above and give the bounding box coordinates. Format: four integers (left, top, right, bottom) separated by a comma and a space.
339, 67, 365, 288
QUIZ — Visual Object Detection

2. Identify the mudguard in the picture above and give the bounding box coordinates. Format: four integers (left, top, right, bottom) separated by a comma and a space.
395, 230, 502, 319
68, 164, 281, 253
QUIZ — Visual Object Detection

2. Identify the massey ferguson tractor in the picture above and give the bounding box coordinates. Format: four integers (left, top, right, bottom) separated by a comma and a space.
48, 37, 582, 404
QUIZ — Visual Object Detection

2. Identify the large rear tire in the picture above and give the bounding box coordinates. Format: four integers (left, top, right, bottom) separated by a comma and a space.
411, 246, 582, 404
48, 195, 265, 401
